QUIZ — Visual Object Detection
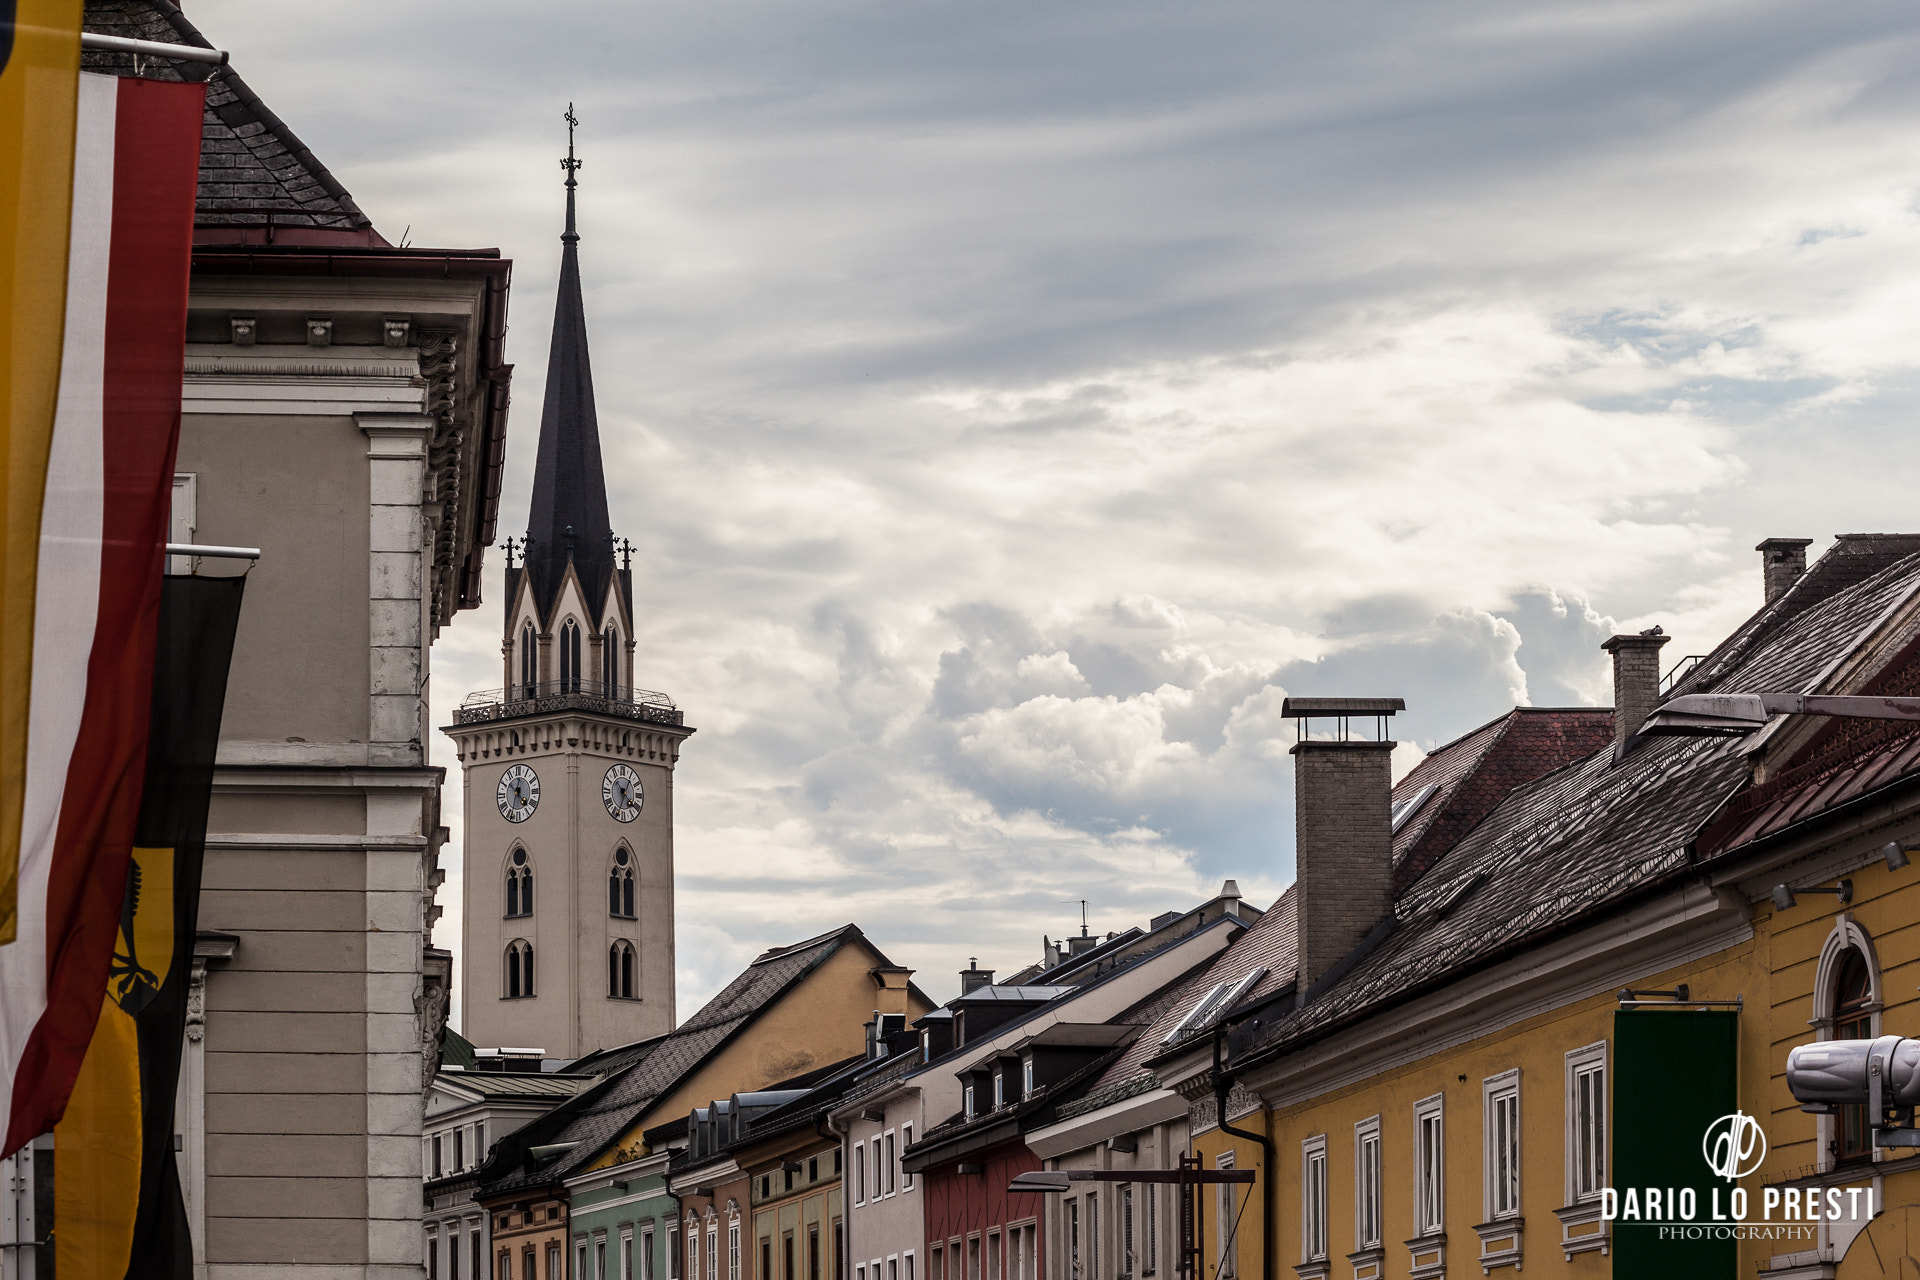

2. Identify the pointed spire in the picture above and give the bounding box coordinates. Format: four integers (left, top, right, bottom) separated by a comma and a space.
522, 103, 616, 626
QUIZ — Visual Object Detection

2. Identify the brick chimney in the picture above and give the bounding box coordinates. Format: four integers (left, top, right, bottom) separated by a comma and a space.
1757, 538, 1813, 604
1601, 629, 1670, 748
1281, 697, 1402, 994
959, 958, 993, 994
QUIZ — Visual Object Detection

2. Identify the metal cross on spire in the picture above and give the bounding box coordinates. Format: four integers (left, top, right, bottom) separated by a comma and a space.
560, 103, 583, 242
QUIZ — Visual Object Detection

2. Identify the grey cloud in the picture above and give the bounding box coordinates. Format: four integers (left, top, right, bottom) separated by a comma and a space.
200, 0, 1920, 1013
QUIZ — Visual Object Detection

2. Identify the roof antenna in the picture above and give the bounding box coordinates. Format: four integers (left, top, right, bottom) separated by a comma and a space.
1060, 899, 1089, 937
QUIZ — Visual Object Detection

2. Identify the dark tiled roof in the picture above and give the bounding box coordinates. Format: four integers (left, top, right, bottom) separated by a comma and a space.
439, 1072, 598, 1103
1670, 536, 1920, 701
441, 1024, 478, 1071
81, 0, 387, 246
476, 926, 866, 1196
1393, 708, 1616, 892
1231, 544, 1920, 1070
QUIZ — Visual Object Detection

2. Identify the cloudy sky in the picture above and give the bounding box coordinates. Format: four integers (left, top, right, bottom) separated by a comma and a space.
198, 0, 1920, 1022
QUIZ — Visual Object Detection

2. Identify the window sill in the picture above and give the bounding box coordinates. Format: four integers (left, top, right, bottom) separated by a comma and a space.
1343, 1246, 1384, 1280
1551, 1203, 1607, 1260
1401, 1233, 1445, 1280
1290, 1260, 1330, 1280
1471, 1217, 1522, 1273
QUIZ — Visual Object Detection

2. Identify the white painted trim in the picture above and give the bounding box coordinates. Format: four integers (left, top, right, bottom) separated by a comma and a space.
1352, 1115, 1382, 1252
1563, 1040, 1607, 1205
1300, 1134, 1329, 1263
1481, 1068, 1520, 1222
1413, 1093, 1444, 1238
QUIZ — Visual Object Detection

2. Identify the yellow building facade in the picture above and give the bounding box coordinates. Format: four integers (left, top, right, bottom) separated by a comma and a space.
1159, 535, 1920, 1280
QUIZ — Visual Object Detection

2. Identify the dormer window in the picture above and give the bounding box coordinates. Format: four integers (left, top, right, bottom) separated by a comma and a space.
993, 1073, 1004, 1109
964, 1084, 975, 1120
1022, 1058, 1035, 1099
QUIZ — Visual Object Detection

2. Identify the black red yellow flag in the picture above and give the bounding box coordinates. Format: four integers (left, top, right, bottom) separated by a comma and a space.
56, 574, 245, 1278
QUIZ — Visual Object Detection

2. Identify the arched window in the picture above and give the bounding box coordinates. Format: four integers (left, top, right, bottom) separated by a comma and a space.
610, 847, 635, 918
560, 619, 582, 692
1813, 916, 1883, 1169
520, 622, 537, 694
505, 848, 533, 918
608, 940, 636, 999
605, 627, 620, 697
505, 940, 534, 998
1835, 951, 1874, 1161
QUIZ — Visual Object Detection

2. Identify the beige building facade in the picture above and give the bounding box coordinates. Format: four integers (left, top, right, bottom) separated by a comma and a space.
73, 3, 517, 1276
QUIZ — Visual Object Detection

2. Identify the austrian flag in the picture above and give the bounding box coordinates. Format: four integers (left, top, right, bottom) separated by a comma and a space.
0, 72, 205, 1155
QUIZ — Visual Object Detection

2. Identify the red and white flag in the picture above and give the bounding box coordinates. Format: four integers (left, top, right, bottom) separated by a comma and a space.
0, 71, 204, 1155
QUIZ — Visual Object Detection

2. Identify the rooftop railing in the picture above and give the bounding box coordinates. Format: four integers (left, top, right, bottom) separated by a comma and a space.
455, 680, 683, 727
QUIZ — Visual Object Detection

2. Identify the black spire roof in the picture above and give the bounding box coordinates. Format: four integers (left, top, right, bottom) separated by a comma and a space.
522, 107, 616, 625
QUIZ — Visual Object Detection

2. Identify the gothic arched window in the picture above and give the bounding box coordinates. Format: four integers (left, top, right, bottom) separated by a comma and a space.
560, 619, 582, 692
605, 627, 620, 697
505, 940, 534, 998
1835, 950, 1874, 1161
505, 848, 533, 918
610, 847, 635, 918
608, 940, 636, 999
520, 622, 537, 694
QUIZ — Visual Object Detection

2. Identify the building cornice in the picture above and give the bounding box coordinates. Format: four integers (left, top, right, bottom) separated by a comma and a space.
1227, 878, 1751, 1112
1024, 1086, 1189, 1160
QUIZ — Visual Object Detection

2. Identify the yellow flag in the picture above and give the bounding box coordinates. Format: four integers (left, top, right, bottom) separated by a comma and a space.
0, 0, 84, 944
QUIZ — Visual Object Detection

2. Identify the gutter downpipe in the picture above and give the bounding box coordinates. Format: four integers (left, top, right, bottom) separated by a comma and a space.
1212, 1028, 1272, 1280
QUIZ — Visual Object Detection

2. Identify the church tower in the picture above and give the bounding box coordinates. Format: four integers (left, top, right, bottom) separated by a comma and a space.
445, 113, 691, 1059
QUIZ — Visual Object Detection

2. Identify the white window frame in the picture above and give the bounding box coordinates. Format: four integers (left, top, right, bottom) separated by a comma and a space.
730, 1223, 741, 1280
1087, 1190, 1099, 1280
1353, 1115, 1382, 1250
1564, 1041, 1607, 1203
1023, 1058, 1035, 1099
964, 1084, 975, 1120
1213, 1152, 1235, 1279
853, 1141, 866, 1204
1119, 1184, 1133, 1278
884, 1130, 897, 1196
1483, 1069, 1520, 1221
994, 1072, 1005, 1109
707, 1222, 719, 1280
902, 1124, 915, 1190
904, 1250, 916, 1280
1414, 1092, 1444, 1238
1142, 1184, 1156, 1276
1301, 1136, 1328, 1263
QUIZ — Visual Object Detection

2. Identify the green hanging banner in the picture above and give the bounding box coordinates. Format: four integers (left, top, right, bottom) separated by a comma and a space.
1612, 1009, 1740, 1278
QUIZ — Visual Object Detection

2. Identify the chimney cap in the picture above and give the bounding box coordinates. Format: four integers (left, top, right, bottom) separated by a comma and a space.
1756, 537, 1814, 552
1280, 697, 1404, 716
1220, 878, 1241, 898
1601, 631, 1671, 652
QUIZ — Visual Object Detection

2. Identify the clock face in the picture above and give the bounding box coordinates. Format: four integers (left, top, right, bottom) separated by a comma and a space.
603, 764, 643, 823
497, 764, 540, 823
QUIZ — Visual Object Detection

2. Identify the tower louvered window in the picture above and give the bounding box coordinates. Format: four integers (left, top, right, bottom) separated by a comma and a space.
560, 619, 582, 692
506, 848, 533, 917
610, 847, 635, 917
505, 940, 534, 998
606, 626, 620, 696
520, 622, 536, 694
